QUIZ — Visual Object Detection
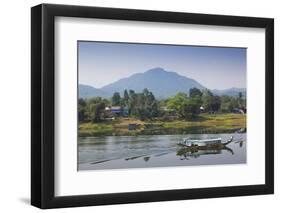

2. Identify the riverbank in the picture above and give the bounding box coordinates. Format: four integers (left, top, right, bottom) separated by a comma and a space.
78, 113, 246, 137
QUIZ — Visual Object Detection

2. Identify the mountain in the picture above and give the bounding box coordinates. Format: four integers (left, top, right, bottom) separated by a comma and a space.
79, 84, 109, 99
101, 67, 205, 98
79, 68, 245, 99
212, 87, 246, 97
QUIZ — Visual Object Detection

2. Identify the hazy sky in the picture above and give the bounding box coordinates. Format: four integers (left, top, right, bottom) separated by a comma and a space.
78, 41, 246, 90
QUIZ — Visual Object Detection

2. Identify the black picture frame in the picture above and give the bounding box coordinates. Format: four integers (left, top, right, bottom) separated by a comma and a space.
31, 3, 274, 209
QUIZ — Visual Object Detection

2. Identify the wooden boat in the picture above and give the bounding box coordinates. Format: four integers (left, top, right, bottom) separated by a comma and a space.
179, 136, 233, 147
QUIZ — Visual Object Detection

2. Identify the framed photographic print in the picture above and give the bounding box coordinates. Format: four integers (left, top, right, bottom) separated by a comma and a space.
31, 3, 274, 209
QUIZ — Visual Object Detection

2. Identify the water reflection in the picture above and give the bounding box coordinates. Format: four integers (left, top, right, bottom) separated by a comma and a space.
176, 145, 234, 160
78, 133, 246, 170
235, 140, 244, 148
144, 156, 150, 162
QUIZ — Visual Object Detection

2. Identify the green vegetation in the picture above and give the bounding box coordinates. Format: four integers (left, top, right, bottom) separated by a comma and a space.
79, 114, 246, 137
167, 92, 202, 119
78, 87, 246, 137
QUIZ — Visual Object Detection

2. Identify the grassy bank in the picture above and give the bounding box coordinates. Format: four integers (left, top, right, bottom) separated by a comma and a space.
79, 113, 246, 137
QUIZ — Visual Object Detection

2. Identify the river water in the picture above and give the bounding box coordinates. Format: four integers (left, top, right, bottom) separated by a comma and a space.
78, 133, 246, 171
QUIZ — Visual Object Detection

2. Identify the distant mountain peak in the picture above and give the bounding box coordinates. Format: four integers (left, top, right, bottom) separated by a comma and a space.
211, 87, 246, 97
79, 68, 245, 99
79, 84, 109, 99
145, 67, 166, 73
100, 67, 205, 98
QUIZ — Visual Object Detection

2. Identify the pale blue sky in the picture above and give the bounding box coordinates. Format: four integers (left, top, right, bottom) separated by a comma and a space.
78, 41, 246, 90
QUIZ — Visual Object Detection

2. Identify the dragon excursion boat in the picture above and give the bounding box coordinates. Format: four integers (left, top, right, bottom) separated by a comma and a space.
179, 136, 233, 147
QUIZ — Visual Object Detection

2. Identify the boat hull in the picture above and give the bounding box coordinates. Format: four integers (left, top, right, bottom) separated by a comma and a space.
180, 138, 222, 147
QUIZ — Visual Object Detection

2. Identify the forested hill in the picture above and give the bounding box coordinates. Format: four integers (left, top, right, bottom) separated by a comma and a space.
79, 67, 246, 99
80, 67, 205, 98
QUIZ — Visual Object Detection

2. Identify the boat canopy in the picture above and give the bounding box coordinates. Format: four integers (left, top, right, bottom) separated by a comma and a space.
183, 138, 222, 143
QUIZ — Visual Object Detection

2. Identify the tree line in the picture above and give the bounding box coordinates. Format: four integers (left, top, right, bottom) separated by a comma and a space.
78, 88, 246, 122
